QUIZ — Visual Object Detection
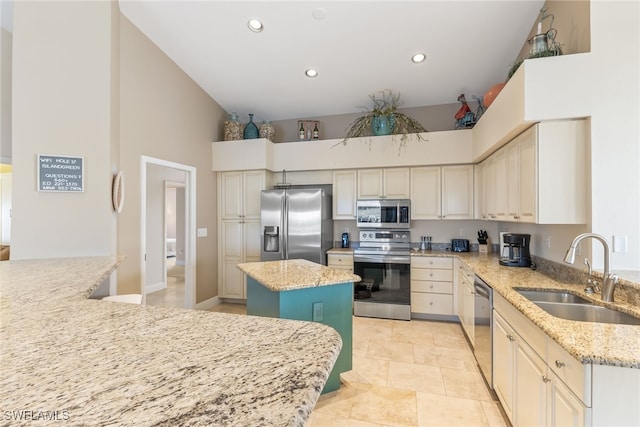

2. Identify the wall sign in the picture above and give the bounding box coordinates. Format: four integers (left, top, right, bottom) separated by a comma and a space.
38, 154, 84, 192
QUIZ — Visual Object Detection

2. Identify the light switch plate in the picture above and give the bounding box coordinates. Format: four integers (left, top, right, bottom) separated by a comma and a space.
197, 228, 208, 237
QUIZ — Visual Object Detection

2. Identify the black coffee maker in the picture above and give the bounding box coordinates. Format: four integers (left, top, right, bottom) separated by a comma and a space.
499, 233, 532, 267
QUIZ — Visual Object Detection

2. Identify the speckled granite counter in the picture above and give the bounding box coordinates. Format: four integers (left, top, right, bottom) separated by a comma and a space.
0, 257, 342, 426
237, 259, 361, 292
412, 250, 640, 369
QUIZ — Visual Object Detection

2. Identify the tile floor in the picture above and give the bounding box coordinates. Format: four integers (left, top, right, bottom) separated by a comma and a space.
208, 302, 509, 427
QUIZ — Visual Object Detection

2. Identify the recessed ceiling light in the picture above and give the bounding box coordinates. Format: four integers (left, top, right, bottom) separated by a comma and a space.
412, 53, 426, 63
247, 19, 264, 33
305, 69, 318, 78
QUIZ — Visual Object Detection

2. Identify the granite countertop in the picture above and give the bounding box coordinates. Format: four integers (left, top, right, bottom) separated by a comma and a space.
237, 259, 361, 292
0, 257, 342, 426
412, 250, 640, 369
326, 248, 354, 254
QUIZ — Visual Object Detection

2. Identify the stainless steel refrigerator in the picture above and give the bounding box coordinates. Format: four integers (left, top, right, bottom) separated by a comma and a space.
260, 187, 333, 265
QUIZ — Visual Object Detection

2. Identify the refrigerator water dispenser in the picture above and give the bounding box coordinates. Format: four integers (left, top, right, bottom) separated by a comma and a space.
263, 226, 279, 252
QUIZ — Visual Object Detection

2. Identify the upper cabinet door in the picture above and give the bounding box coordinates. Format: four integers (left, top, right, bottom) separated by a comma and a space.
410, 167, 441, 219
220, 171, 243, 219
383, 168, 410, 199
358, 169, 383, 198
333, 170, 357, 219
441, 165, 474, 220
243, 170, 266, 219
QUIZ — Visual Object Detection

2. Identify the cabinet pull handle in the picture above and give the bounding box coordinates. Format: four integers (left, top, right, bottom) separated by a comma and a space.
555, 360, 565, 368
542, 375, 551, 383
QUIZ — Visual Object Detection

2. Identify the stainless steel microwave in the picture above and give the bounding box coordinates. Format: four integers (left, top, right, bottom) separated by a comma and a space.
356, 199, 411, 228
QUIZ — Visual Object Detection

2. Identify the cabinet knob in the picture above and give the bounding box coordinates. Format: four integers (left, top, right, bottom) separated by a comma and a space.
542, 375, 551, 383
429, 302, 434, 305
429, 285, 434, 289
555, 360, 565, 368
507, 334, 515, 342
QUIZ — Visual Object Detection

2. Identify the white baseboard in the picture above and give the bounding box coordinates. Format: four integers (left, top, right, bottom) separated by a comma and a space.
145, 281, 166, 294
196, 296, 221, 311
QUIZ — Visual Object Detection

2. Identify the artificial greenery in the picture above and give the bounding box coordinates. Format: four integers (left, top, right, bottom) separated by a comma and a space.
338, 90, 428, 147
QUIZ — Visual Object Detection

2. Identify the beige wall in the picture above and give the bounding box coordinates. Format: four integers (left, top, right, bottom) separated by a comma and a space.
514, 0, 591, 62
118, 14, 225, 301
11, 2, 224, 302
11, 1, 117, 259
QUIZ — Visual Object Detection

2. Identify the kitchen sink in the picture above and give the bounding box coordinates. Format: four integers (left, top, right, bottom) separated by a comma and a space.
516, 289, 593, 304
533, 301, 640, 325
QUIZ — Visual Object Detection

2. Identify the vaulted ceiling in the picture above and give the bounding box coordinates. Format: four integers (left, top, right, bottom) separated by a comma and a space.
120, 1, 545, 123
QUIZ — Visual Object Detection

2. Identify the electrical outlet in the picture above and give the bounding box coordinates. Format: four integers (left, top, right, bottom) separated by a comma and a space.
312, 302, 324, 321
545, 235, 551, 249
197, 228, 208, 237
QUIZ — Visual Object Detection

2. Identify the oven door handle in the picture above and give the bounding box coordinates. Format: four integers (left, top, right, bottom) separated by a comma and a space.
354, 255, 410, 264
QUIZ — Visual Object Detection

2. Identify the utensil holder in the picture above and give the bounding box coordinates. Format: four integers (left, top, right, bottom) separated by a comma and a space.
479, 238, 492, 254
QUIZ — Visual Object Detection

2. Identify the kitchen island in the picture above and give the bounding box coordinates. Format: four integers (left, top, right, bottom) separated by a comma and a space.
0, 257, 342, 426
237, 259, 360, 393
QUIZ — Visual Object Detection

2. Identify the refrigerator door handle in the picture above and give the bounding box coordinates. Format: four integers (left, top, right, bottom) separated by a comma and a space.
282, 193, 288, 260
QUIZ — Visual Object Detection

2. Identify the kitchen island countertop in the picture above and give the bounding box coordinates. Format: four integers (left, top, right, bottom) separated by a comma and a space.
0, 257, 342, 426
237, 258, 361, 292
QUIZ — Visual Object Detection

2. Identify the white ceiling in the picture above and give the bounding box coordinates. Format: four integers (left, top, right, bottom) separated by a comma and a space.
119, 1, 544, 122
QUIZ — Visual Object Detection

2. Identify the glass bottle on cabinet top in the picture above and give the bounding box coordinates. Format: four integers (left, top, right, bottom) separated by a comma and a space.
224, 112, 242, 141
243, 113, 259, 139
259, 120, 276, 141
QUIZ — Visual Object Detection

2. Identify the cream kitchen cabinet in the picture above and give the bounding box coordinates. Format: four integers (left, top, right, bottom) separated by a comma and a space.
327, 253, 354, 272
493, 292, 591, 427
218, 170, 268, 299
410, 256, 455, 318
357, 168, 410, 199
481, 120, 587, 224
332, 170, 357, 220
410, 165, 474, 220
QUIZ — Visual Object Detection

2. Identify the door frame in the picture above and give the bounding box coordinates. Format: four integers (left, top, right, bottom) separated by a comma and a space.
141, 156, 196, 309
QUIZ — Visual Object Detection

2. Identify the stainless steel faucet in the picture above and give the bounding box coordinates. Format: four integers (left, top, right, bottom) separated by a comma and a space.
564, 233, 618, 302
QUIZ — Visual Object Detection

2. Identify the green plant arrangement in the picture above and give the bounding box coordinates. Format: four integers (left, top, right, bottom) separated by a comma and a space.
338, 89, 428, 147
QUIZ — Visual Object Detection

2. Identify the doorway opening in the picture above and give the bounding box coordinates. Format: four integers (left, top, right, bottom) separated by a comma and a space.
141, 156, 196, 309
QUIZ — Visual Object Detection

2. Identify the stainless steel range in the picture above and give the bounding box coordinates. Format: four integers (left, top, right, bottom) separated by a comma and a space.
353, 229, 411, 320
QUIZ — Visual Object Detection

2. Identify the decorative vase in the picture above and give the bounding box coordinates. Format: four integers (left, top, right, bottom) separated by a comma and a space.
243, 113, 259, 139
224, 112, 242, 141
259, 120, 276, 141
371, 114, 395, 136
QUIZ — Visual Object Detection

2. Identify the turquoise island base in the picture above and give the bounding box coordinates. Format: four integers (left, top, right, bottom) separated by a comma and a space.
237, 259, 360, 393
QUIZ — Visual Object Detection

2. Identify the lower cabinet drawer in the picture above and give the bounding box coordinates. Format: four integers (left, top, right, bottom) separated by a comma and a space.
411, 292, 454, 315
411, 269, 453, 282
411, 280, 453, 294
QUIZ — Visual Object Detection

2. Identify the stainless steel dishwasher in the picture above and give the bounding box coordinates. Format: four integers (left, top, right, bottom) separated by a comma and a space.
473, 276, 493, 389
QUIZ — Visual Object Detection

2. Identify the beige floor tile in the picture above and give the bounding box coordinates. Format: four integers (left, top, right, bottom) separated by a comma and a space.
353, 316, 394, 341
341, 356, 389, 387
432, 330, 469, 350
480, 401, 509, 427
366, 339, 415, 363
441, 367, 493, 401
387, 361, 445, 395
416, 392, 489, 427
349, 384, 418, 426
313, 380, 360, 419
413, 342, 477, 371
209, 301, 247, 315
391, 322, 436, 346
308, 411, 390, 427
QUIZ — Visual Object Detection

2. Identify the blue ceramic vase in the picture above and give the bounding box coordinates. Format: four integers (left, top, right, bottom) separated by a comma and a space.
371, 114, 395, 136
243, 113, 259, 139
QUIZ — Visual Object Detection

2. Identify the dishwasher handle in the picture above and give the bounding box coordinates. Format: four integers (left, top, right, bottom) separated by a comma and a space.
474, 280, 492, 300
